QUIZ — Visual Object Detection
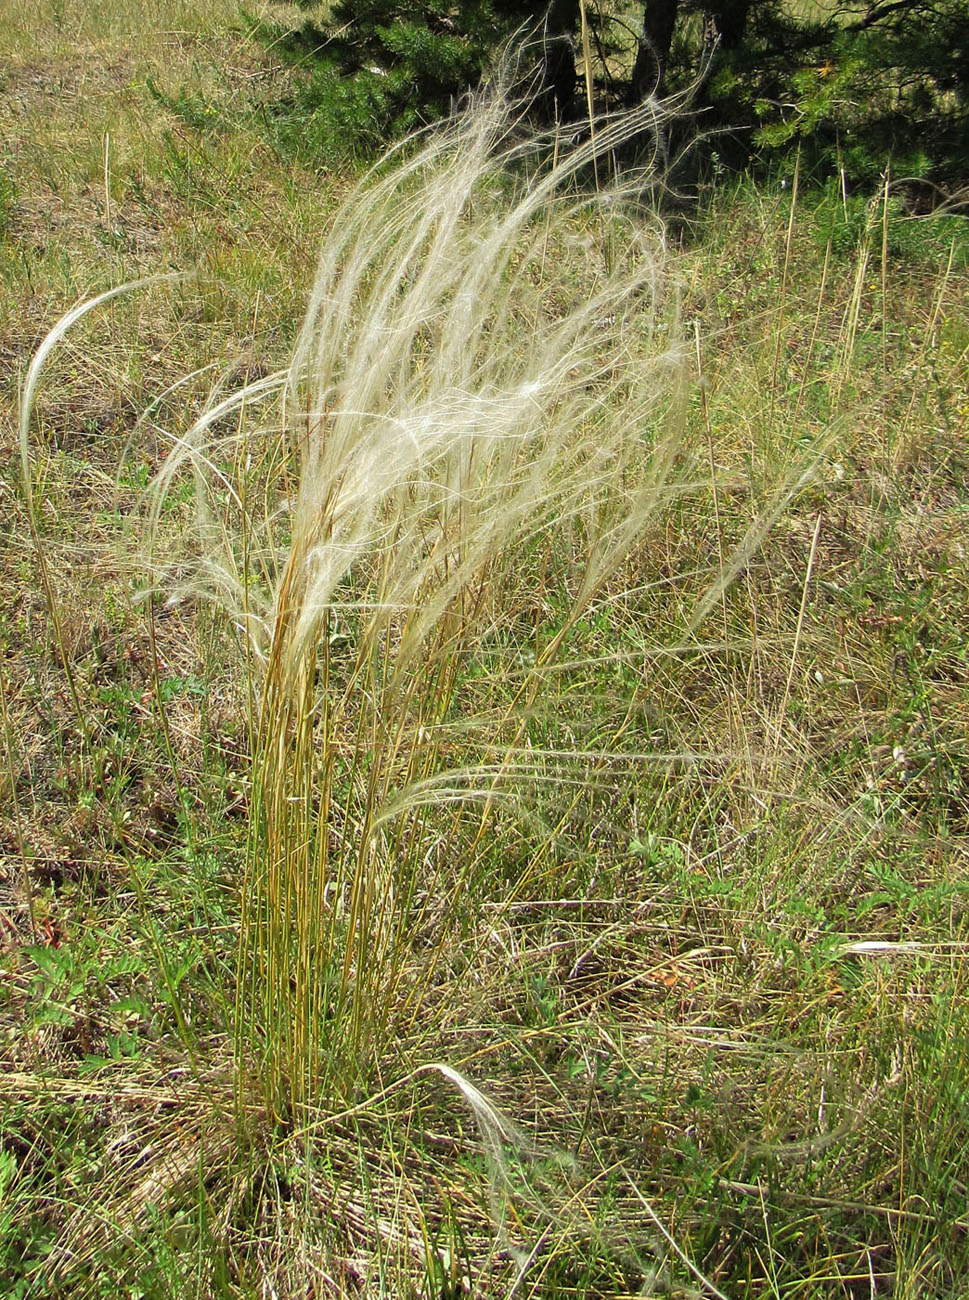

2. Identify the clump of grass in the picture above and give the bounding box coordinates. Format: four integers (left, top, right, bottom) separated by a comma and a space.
144, 87, 705, 1121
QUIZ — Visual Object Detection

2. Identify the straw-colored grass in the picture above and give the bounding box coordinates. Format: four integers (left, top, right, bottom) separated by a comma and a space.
142, 87, 719, 1119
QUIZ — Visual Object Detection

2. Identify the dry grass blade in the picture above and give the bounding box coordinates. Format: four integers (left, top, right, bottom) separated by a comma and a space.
17, 275, 186, 753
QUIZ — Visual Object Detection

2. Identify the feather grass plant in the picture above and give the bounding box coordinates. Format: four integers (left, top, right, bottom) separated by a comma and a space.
144, 87, 702, 1121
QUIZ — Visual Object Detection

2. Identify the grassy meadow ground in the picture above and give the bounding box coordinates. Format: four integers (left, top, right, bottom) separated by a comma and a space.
2, 3, 969, 1297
